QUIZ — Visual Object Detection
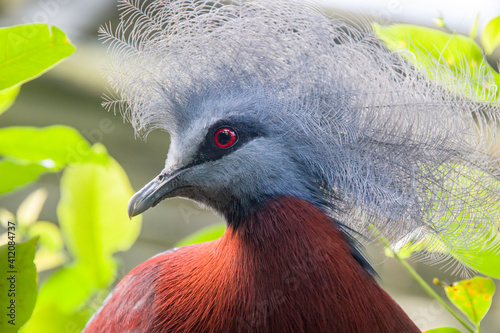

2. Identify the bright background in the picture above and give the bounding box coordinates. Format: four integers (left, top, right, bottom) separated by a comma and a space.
0, 0, 499, 331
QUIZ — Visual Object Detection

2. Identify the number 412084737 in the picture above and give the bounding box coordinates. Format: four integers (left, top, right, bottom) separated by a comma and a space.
7, 221, 16, 270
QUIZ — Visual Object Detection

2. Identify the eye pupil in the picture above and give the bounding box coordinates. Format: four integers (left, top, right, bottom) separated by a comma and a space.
214, 128, 237, 148
217, 131, 231, 145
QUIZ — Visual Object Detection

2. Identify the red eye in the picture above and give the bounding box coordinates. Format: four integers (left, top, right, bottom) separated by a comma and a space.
214, 128, 237, 148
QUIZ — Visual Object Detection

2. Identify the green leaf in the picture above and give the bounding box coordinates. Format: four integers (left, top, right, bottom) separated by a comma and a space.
0, 85, 20, 115
20, 305, 90, 333
0, 24, 75, 91
0, 237, 38, 332
0, 126, 94, 169
0, 160, 48, 195
23, 146, 140, 332
57, 144, 141, 287
444, 277, 495, 325
33, 247, 67, 272
175, 223, 226, 247
29, 221, 64, 251
0, 126, 108, 196
470, 14, 480, 39
460, 247, 500, 278
481, 16, 500, 55
16, 188, 48, 228
33, 264, 94, 313
373, 23, 500, 102
0, 209, 15, 228
20, 264, 95, 333
424, 328, 462, 333
0, 24, 74, 116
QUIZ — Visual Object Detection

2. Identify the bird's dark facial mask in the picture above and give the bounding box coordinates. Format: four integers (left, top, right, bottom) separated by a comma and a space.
127, 118, 266, 218
183, 118, 265, 168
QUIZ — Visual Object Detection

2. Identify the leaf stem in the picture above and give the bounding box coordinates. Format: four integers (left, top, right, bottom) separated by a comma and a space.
391, 251, 477, 333
368, 225, 478, 332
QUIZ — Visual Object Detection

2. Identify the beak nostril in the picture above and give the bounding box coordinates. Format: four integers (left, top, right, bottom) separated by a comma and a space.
158, 174, 164, 181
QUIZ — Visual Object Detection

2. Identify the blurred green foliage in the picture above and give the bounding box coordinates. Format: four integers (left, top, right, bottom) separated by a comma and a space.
374, 19, 500, 102
175, 223, 225, 247
0, 23, 141, 332
0, 24, 75, 115
21, 145, 141, 332
0, 238, 38, 332
481, 16, 500, 55
375, 15, 500, 332
0, 189, 66, 272
425, 327, 462, 333
0, 126, 97, 194
0, 86, 20, 115
384, 167, 500, 279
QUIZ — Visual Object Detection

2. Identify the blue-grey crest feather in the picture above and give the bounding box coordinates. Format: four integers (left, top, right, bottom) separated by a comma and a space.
99, 0, 500, 273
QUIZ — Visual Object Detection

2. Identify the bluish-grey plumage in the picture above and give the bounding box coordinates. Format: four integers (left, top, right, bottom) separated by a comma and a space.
100, 0, 500, 272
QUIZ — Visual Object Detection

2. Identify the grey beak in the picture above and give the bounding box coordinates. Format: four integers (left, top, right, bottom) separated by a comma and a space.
127, 169, 186, 218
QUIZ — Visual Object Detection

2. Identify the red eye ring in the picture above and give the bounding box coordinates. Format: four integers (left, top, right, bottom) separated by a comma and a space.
214, 128, 237, 149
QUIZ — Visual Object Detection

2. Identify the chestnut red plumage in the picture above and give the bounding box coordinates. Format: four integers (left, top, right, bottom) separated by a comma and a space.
84, 197, 419, 332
